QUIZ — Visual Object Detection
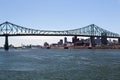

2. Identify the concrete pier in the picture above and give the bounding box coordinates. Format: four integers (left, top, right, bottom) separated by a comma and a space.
90, 36, 95, 47
4, 35, 9, 51
101, 33, 107, 45
118, 38, 120, 44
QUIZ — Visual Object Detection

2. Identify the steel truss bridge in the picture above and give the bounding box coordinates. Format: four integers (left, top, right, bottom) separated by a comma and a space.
0, 21, 120, 50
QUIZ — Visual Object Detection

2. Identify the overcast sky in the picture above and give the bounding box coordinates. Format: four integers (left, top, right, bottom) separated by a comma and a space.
0, 0, 120, 46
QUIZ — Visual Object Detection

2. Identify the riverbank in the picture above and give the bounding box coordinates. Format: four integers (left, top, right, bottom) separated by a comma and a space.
1, 44, 120, 50
51, 45, 120, 49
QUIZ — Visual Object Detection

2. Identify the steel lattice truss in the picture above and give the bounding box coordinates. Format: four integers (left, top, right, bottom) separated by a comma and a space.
0, 21, 119, 37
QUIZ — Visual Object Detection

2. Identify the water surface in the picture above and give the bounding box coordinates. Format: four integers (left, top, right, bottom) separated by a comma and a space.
0, 49, 120, 80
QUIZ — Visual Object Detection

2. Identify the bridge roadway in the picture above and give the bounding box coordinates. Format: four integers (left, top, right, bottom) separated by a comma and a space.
0, 34, 120, 38
0, 21, 120, 50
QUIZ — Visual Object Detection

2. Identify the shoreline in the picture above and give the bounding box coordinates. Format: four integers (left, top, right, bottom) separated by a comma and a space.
51, 45, 120, 49
0, 45, 120, 49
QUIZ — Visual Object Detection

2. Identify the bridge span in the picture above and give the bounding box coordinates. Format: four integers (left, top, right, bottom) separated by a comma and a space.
0, 21, 120, 50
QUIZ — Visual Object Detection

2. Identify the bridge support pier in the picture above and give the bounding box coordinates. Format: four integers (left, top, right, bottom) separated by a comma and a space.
90, 36, 95, 47
4, 35, 9, 51
101, 33, 107, 45
118, 38, 120, 44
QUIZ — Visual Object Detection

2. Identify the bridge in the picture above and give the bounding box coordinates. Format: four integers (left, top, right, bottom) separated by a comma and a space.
0, 21, 120, 50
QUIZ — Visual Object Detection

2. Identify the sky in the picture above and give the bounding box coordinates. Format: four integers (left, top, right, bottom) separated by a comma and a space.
0, 0, 120, 46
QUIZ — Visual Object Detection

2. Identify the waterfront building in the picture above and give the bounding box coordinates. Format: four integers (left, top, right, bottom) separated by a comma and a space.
72, 36, 79, 45
44, 42, 49, 47
95, 37, 101, 45
64, 37, 67, 43
50, 43, 58, 48
58, 39, 63, 45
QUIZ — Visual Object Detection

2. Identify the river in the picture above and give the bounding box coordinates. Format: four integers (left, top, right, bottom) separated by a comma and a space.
0, 48, 120, 80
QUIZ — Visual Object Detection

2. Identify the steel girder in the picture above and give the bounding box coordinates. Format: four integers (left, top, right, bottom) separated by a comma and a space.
0, 21, 119, 37
67, 24, 119, 37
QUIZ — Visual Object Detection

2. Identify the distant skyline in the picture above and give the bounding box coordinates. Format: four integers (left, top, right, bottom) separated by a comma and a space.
0, 0, 120, 46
